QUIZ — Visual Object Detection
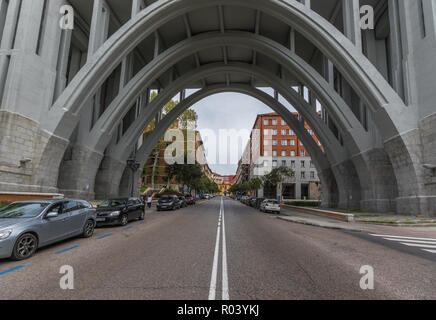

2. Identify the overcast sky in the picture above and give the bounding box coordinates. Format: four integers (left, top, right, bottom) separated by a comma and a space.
188, 90, 297, 176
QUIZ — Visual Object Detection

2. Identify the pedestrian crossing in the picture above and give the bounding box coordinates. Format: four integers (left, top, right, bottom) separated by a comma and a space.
370, 234, 436, 254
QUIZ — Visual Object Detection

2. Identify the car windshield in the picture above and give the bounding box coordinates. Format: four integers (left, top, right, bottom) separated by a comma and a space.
0, 203, 49, 218
267, 200, 278, 204
98, 199, 127, 207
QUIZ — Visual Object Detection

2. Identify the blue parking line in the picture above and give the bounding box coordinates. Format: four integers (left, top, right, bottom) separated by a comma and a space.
97, 233, 112, 239
140, 221, 147, 224
123, 226, 133, 231
0, 264, 28, 276
55, 245, 80, 255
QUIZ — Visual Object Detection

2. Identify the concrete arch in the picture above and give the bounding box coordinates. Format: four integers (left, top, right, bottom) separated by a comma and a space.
90, 62, 364, 208
42, 0, 411, 139
41, 0, 415, 212
98, 84, 340, 207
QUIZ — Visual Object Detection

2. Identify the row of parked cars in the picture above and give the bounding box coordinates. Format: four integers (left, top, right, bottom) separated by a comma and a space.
239, 196, 281, 214
156, 194, 196, 211
0, 194, 195, 261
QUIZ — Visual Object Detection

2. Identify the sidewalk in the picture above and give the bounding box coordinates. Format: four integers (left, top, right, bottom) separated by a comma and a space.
278, 207, 436, 238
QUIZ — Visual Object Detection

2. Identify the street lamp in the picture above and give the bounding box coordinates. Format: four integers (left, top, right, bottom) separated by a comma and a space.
127, 158, 140, 197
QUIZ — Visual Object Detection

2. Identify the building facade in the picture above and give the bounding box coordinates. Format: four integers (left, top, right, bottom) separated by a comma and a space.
249, 112, 322, 200
214, 175, 235, 195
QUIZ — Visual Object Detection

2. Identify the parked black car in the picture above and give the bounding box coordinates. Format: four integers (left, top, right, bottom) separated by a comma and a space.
253, 197, 265, 209
185, 195, 196, 205
95, 198, 145, 226
249, 198, 258, 207
157, 195, 181, 211
179, 196, 188, 208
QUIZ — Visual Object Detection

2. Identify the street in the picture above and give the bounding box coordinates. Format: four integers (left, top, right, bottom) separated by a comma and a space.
0, 197, 435, 300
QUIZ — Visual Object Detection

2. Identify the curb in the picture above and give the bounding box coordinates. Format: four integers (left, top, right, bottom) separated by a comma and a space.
276, 216, 364, 233
282, 205, 354, 222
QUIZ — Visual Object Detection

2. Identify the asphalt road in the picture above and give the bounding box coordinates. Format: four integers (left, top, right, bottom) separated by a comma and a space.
0, 197, 435, 300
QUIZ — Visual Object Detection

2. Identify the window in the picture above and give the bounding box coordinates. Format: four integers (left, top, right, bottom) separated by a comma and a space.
47, 203, 64, 216
310, 171, 315, 179
300, 141, 304, 146
272, 119, 277, 125
290, 140, 295, 146
272, 129, 277, 136
281, 160, 287, 167
291, 160, 296, 168
281, 140, 288, 146
264, 140, 269, 146
273, 150, 277, 157
301, 172, 306, 179
301, 161, 305, 168
264, 161, 269, 167
289, 130, 294, 135
264, 151, 269, 156
310, 161, 314, 168
281, 151, 286, 157
281, 129, 287, 135
281, 119, 286, 125
63, 201, 79, 213
291, 151, 296, 157
272, 160, 278, 167
272, 140, 277, 146
264, 119, 269, 125
301, 150, 305, 156
264, 129, 269, 135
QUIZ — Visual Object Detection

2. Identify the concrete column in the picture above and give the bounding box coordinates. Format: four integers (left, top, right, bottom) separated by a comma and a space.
95, 156, 127, 199
53, 29, 72, 101
289, 27, 295, 52
299, 0, 310, 9
0, 0, 21, 105
308, 90, 317, 111
422, 0, 436, 37
388, 0, 406, 103
132, 0, 145, 17
322, 56, 334, 88
342, 0, 362, 52
0, 0, 8, 38
88, 0, 110, 57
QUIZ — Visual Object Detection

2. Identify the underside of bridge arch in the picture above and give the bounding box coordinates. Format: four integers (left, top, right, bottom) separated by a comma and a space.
3, 0, 432, 215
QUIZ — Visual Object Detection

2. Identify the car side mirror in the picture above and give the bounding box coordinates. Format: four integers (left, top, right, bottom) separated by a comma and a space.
46, 211, 59, 218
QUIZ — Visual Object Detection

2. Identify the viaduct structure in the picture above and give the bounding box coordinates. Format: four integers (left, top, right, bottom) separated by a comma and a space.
0, 0, 435, 215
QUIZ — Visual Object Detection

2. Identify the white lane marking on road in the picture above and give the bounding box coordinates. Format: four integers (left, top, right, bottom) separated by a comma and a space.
400, 243, 436, 249
381, 238, 436, 245
370, 234, 436, 242
370, 234, 436, 254
221, 197, 229, 300
423, 250, 436, 254
208, 203, 222, 300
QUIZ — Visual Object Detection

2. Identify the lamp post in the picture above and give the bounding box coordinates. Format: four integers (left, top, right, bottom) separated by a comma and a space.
127, 158, 140, 197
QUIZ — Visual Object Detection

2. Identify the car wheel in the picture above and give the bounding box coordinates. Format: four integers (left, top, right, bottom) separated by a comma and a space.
12, 233, 38, 261
120, 214, 128, 226
139, 211, 145, 220
82, 219, 95, 238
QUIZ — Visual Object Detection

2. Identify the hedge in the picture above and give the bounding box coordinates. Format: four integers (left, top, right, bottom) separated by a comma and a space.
284, 201, 320, 207
0, 201, 10, 209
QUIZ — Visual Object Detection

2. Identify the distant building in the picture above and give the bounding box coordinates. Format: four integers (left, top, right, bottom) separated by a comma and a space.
214, 174, 235, 195
247, 112, 322, 200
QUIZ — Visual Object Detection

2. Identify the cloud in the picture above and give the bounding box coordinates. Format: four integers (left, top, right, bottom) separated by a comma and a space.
190, 92, 274, 175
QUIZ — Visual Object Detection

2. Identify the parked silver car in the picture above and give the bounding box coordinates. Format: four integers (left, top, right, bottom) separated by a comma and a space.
0, 199, 96, 260
260, 199, 281, 214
